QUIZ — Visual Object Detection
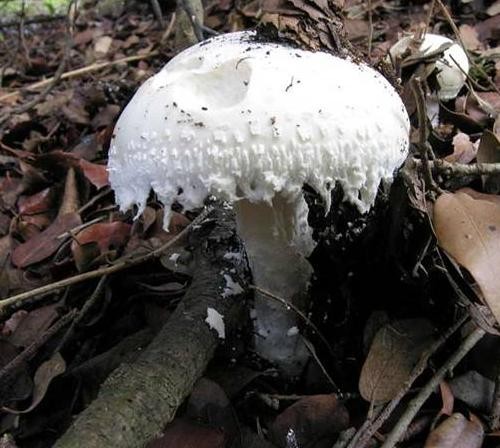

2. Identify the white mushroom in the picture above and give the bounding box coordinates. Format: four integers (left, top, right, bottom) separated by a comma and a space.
389, 33, 469, 100
108, 31, 410, 373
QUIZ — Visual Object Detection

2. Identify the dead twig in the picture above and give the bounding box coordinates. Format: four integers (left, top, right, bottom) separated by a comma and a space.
367, 0, 373, 59
150, 0, 165, 27
0, 51, 159, 104
346, 313, 469, 448
56, 276, 108, 351
410, 77, 442, 194
0, 207, 212, 321
251, 285, 340, 393
381, 326, 486, 448
413, 158, 500, 176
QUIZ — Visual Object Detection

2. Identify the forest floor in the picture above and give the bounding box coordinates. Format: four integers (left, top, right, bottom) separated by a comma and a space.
0, 0, 499, 447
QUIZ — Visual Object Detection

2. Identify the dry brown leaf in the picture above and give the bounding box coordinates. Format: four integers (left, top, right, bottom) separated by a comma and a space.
438, 382, 455, 418
11, 212, 81, 268
434, 189, 500, 323
17, 188, 54, 216
78, 159, 109, 189
71, 221, 131, 270
459, 25, 482, 51
424, 413, 483, 448
3, 352, 66, 414
9, 305, 59, 348
268, 394, 349, 448
359, 319, 435, 405
450, 371, 494, 412
444, 132, 478, 164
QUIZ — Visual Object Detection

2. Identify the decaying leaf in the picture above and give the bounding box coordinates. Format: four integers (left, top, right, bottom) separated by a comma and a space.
449, 370, 494, 413
71, 221, 131, 270
78, 159, 109, 189
3, 352, 66, 414
8, 305, 60, 348
424, 413, 483, 448
359, 319, 435, 404
11, 212, 81, 268
433, 189, 500, 323
268, 394, 349, 448
444, 132, 478, 164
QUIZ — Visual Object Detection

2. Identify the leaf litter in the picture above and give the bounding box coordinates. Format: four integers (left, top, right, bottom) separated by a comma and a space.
0, 0, 499, 446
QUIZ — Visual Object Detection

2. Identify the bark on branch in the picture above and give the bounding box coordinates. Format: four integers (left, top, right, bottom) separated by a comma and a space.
54, 207, 250, 448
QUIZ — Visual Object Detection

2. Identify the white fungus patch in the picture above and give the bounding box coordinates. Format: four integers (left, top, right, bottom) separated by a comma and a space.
221, 273, 244, 298
205, 307, 225, 339
108, 31, 410, 227
389, 33, 469, 100
169, 253, 180, 263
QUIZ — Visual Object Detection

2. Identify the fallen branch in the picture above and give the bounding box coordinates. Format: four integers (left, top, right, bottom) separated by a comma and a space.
412, 158, 500, 176
54, 206, 250, 448
0, 207, 211, 321
381, 325, 486, 448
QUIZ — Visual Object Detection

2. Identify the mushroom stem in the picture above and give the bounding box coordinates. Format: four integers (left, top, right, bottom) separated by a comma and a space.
233, 194, 313, 374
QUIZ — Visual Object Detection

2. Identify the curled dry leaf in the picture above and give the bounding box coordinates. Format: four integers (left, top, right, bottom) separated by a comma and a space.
444, 132, 478, 164
17, 188, 54, 215
449, 370, 494, 413
268, 394, 349, 448
359, 319, 435, 405
3, 352, 66, 415
78, 159, 109, 189
424, 413, 483, 448
11, 212, 82, 268
433, 189, 500, 324
71, 221, 131, 270
8, 305, 59, 348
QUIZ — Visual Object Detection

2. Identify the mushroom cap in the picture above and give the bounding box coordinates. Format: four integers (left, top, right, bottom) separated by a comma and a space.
108, 31, 410, 225
389, 33, 469, 100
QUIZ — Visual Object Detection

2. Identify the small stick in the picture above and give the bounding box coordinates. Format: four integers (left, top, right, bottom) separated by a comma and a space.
413, 158, 500, 176
0, 207, 212, 319
367, 0, 373, 59
251, 285, 340, 393
410, 77, 442, 194
178, 0, 204, 42
347, 313, 469, 448
381, 326, 485, 448
150, 0, 165, 27
56, 276, 108, 351
0, 51, 159, 103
